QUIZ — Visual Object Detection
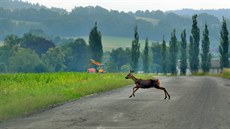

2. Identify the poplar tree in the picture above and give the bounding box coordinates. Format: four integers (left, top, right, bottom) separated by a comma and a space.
201, 24, 211, 73
189, 36, 194, 72
190, 14, 200, 73
180, 29, 187, 75
143, 38, 149, 73
161, 36, 167, 74
89, 22, 103, 62
169, 29, 178, 75
219, 17, 229, 69
131, 25, 140, 72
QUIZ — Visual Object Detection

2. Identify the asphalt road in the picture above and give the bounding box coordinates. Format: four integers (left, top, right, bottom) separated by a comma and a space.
0, 76, 230, 129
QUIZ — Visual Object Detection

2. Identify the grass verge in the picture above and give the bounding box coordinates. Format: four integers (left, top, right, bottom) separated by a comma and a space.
0, 72, 154, 121
221, 68, 230, 78
191, 68, 230, 79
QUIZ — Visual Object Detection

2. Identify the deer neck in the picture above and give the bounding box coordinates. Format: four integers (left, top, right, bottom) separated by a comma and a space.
131, 75, 138, 83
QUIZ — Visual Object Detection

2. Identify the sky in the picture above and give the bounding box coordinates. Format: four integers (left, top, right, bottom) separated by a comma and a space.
22, 0, 230, 12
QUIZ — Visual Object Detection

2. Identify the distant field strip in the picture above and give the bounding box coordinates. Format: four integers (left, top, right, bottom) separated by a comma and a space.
79, 36, 154, 51
136, 16, 159, 26
0, 72, 154, 121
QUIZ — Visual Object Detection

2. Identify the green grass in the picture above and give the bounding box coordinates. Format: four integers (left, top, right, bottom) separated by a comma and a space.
0, 72, 154, 121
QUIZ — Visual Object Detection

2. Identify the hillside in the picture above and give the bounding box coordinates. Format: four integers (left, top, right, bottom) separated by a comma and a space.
0, 0, 229, 54
171, 9, 230, 20
0, 0, 66, 13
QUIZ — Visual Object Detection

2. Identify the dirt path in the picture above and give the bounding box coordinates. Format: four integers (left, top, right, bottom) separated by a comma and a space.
0, 76, 230, 129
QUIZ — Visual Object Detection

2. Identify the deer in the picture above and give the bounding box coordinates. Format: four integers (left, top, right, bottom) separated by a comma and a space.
125, 70, 170, 99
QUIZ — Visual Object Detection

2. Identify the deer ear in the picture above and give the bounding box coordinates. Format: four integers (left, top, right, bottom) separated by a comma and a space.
130, 70, 134, 73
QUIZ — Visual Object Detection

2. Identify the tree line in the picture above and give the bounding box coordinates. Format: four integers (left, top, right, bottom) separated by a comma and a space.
0, 15, 229, 74
126, 14, 229, 74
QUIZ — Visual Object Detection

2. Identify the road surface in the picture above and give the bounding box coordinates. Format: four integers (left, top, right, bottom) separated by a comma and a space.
0, 76, 230, 129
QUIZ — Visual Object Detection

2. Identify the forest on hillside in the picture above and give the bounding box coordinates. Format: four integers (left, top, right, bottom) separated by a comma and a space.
0, 0, 230, 45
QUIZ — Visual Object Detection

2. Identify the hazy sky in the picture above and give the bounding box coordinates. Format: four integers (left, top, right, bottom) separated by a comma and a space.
22, 0, 230, 12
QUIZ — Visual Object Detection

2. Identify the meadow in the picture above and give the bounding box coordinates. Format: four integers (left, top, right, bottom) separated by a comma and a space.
0, 72, 154, 121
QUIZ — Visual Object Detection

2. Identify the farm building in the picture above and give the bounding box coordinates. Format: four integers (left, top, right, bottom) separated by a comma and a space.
177, 58, 230, 75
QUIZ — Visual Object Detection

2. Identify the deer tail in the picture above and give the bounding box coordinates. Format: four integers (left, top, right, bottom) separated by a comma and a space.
156, 79, 160, 86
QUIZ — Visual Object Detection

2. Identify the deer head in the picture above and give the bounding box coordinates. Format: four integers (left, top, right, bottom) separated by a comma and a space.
125, 70, 134, 79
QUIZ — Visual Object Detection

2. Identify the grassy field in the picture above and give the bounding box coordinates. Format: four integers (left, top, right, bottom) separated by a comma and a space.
191, 68, 230, 79
222, 68, 230, 78
0, 72, 154, 121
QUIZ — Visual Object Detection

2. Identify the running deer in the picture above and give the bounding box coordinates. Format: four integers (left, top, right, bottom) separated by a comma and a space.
125, 70, 170, 99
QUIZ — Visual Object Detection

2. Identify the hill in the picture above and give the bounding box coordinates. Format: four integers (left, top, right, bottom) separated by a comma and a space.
0, 0, 229, 54
0, 0, 67, 13
170, 9, 230, 20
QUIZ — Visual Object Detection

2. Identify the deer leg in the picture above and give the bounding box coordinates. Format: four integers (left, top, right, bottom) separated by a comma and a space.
129, 86, 136, 98
129, 86, 139, 98
165, 89, 170, 99
132, 87, 136, 97
132, 87, 139, 97
165, 88, 170, 99
162, 87, 170, 99
156, 86, 169, 100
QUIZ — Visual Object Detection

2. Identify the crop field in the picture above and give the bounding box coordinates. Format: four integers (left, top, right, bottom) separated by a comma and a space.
0, 72, 154, 121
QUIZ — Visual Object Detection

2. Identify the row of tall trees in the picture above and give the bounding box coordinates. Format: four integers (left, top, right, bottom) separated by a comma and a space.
130, 14, 229, 74
188, 15, 229, 73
